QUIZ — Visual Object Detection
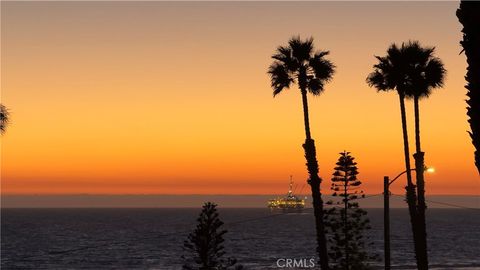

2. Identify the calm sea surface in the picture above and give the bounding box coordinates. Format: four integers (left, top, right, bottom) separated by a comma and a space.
1, 208, 479, 269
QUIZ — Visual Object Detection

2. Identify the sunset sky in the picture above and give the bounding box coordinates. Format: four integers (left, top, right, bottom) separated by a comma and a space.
1, 1, 478, 195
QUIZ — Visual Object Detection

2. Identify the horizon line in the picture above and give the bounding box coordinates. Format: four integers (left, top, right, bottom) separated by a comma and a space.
1, 193, 478, 196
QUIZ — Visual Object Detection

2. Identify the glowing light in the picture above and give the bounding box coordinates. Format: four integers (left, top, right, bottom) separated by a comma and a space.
426, 167, 435, 173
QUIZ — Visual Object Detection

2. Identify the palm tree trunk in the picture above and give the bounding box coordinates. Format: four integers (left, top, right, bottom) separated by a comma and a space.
301, 89, 312, 141
398, 94, 422, 269
414, 97, 429, 269
304, 139, 329, 270
301, 88, 329, 270
414, 98, 421, 153
399, 94, 415, 190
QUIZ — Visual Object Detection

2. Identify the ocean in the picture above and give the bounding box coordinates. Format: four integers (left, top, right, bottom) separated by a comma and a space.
1, 208, 479, 269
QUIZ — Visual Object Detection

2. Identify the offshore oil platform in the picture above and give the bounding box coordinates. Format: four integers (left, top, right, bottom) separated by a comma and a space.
267, 176, 306, 210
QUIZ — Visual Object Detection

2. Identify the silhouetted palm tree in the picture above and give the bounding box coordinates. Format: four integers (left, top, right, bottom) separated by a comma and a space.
457, 1, 480, 174
0, 104, 10, 135
268, 36, 335, 270
404, 41, 445, 270
366, 42, 426, 269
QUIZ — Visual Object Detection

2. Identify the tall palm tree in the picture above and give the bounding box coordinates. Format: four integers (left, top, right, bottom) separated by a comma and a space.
457, 1, 480, 174
404, 42, 446, 270
366, 42, 425, 269
268, 36, 335, 270
0, 104, 10, 135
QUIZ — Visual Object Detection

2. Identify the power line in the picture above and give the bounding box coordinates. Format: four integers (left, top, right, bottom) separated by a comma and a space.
357, 193, 383, 200
390, 194, 479, 210
426, 199, 479, 210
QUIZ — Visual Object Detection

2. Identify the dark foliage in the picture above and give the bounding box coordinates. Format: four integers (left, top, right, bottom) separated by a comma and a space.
182, 202, 242, 270
325, 152, 376, 270
268, 36, 335, 98
457, 1, 480, 173
0, 104, 10, 135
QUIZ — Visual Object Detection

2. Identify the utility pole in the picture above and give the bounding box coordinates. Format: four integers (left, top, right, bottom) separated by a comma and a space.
383, 171, 406, 270
384, 176, 391, 270
383, 167, 433, 270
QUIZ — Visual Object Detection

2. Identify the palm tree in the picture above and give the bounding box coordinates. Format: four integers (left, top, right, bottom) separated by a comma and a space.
404, 41, 446, 270
0, 104, 10, 135
366, 42, 425, 269
268, 36, 335, 270
457, 1, 480, 174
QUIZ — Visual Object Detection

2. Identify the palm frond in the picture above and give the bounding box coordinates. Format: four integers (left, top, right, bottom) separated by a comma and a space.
310, 51, 335, 82
268, 62, 294, 96
308, 77, 325, 95
268, 36, 335, 97
402, 42, 446, 99
366, 68, 389, 92
425, 57, 446, 89
0, 104, 10, 135
272, 46, 297, 71
289, 36, 314, 64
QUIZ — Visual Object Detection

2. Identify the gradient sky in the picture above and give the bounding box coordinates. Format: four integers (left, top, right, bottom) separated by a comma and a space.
1, 1, 478, 195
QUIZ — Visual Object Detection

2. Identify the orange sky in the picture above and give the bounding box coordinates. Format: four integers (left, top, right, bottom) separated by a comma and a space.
1, 2, 478, 195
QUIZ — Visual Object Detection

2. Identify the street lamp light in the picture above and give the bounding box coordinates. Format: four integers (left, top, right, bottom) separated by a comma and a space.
383, 167, 434, 270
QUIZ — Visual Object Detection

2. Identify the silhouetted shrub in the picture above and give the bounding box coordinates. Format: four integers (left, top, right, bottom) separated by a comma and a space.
324, 151, 377, 270
182, 202, 242, 270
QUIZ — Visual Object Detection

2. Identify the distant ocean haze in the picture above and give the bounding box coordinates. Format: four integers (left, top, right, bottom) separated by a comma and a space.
1, 194, 478, 208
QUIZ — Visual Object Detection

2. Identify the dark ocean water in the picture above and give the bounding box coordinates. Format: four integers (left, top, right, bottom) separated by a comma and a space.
1, 208, 479, 269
